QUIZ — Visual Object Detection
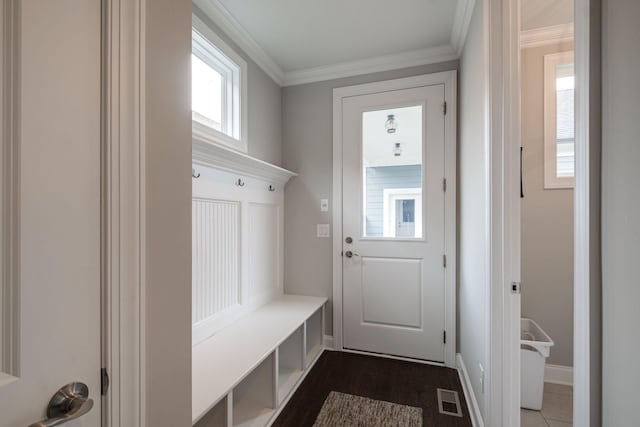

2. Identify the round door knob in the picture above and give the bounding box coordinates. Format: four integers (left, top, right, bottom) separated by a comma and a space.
344, 250, 359, 258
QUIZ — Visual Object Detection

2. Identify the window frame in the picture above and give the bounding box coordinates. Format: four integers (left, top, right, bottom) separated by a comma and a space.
192, 14, 248, 153
382, 188, 423, 238
543, 50, 575, 189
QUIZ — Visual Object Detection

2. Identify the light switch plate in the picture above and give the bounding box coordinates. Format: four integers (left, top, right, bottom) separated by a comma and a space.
320, 198, 329, 212
317, 224, 330, 238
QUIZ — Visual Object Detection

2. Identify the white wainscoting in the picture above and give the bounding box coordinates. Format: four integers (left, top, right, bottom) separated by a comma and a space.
192, 144, 295, 345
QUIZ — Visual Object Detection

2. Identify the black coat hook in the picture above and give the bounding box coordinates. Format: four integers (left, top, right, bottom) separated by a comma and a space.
236, 178, 245, 187
268, 185, 276, 192
192, 168, 200, 179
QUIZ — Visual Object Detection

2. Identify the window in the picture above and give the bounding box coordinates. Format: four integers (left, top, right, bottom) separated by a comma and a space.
544, 51, 575, 189
192, 15, 247, 152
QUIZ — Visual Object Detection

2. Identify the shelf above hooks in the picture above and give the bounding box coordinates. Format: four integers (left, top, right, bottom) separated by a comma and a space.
192, 139, 297, 187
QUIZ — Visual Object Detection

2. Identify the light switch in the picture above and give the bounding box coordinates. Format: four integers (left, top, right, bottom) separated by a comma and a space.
320, 198, 329, 212
317, 224, 330, 238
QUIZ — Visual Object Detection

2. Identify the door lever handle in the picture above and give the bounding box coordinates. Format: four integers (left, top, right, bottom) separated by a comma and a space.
29, 382, 94, 427
344, 250, 360, 258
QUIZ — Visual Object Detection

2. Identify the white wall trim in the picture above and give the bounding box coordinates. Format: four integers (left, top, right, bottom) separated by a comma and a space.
283, 45, 458, 87
520, 23, 575, 49
193, 0, 285, 86
573, 0, 594, 424
545, 364, 574, 386
102, 0, 145, 425
457, 354, 484, 427
332, 71, 458, 368
451, 0, 477, 56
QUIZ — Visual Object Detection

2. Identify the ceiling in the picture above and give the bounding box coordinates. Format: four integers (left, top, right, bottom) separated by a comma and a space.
521, 0, 573, 31
196, 0, 475, 86
218, 0, 457, 71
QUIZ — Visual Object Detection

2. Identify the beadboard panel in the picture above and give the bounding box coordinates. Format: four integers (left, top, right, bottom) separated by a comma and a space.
192, 163, 289, 345
192, 198, 241, 324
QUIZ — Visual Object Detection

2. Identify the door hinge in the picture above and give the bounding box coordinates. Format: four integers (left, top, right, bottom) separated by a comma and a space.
443, 254, 447, 268
443, 101, 447, 115
443, 178, 447, 192
101, 367, 110, 395
511, 282, 521, 294
443, 330, 447, 344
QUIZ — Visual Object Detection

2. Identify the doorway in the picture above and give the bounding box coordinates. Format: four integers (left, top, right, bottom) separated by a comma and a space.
332, 72, 457, 366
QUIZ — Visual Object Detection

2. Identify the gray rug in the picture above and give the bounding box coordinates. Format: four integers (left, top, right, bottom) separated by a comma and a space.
313, 391, 423, 427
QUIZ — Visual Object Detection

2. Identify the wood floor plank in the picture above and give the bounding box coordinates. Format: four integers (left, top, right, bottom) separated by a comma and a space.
272, 351, 473, 427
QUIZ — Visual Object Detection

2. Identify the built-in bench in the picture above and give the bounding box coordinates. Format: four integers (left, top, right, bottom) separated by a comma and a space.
192, 295, 327, 427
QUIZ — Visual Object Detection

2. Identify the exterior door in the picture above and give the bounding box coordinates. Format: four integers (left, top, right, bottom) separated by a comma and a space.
342, 84, 447, 362
0, 1, 102, 426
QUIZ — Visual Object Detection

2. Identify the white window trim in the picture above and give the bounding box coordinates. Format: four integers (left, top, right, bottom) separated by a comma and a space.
192, 14, 248, 153
543, 50, 575, 189
382, 188, 423, 238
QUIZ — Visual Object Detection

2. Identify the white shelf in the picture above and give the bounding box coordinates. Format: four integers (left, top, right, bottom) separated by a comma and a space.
192, 139, 297, 186
232, 400, 275, 427
305, 308, 323, 367
192, 295, 327, 424
194, 395, 229, 427
277, 367, 303, 404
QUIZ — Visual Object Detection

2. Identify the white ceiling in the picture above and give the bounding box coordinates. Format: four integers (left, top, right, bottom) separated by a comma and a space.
521, 0, 573, 31
194, 0, 475, 85
217, 0, 458, 72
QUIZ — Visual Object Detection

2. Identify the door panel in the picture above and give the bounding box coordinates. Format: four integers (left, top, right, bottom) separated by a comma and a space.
342, 84, 446, 362
0, 1, 102, 425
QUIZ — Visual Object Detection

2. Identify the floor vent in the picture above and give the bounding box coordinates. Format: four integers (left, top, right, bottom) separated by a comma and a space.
437, 388, 463, 417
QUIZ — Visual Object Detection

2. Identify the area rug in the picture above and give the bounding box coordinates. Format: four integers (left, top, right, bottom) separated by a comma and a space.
312, 391, 423, 427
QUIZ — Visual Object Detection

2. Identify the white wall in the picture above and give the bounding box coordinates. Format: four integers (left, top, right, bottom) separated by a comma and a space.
521, 42, 575, 367
144, 0, 193, 424
602, 0, 640, 424
458, 0, 489, 419
281, 60, 458, 335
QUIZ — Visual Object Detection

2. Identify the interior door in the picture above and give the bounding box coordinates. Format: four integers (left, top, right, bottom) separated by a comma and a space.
0, 1, 102, 426
342, 84, 446, 362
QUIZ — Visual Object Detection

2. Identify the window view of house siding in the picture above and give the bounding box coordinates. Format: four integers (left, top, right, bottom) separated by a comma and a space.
365, 165, 422, 237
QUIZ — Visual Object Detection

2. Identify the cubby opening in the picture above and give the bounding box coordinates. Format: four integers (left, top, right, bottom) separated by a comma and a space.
277, 326, 304, 403
194, 394, 229, 427
232, 353, 276, 427
305, 308, 323, 366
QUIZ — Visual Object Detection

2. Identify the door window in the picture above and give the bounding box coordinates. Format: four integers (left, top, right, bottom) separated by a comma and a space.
362, 105, 423, 238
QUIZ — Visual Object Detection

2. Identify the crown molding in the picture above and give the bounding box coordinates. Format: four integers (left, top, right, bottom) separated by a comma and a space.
450, 0, 476, 56
282, 45, 458, 87
520, 23, 575, 49
193, 0, 285, 85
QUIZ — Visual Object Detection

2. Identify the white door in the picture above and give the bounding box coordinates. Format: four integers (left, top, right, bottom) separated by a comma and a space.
342, 84, 447, 362
0, 1, 102, 426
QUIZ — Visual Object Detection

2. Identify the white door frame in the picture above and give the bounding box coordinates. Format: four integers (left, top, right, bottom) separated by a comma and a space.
332, 71, 457, 368
492, 0, 597, 425
102, 0, 146, 425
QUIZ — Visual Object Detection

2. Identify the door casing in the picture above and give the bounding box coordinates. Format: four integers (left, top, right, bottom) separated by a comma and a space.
332, 72, 458, 368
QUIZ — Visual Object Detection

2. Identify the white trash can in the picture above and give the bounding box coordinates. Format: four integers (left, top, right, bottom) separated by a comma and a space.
520, 318, 554, 410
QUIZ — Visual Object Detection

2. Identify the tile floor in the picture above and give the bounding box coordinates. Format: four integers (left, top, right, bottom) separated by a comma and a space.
521, 383, 573, 427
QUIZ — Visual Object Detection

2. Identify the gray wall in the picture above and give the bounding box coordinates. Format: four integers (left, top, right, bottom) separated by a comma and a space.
365, 165, 422, 236
602, 0, 639, 424
458, 0, 489, 418
521, 0, 574, 31
193, 6, 283, 166
281, 61, 458, 335
145, 0, 192, 424
521, 42, 575, 367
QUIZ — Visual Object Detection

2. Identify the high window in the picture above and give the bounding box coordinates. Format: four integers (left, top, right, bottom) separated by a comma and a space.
192, 15, 247, 152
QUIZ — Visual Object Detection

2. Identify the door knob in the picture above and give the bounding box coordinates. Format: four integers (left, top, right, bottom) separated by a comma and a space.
345, 236, 353, 244
29, 382, 94, 427
344, 250, 359, 258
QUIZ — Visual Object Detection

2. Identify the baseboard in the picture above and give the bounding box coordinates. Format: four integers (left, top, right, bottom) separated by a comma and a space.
323, 334, 334, 350
544, 364, 573, 386
456, 353, 484, 427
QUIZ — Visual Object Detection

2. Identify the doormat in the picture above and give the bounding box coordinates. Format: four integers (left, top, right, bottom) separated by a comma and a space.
312, 391, 422, 427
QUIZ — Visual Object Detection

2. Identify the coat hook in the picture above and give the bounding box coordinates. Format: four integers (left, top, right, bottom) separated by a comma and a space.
192, 168, 200, 179
268, 185, 276, 192
236, 178, 245, 187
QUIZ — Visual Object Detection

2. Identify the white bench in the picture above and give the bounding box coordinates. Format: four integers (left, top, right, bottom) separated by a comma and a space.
192, 295, 327, 426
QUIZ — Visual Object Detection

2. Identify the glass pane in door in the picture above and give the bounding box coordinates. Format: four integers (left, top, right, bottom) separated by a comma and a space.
362, 105, 423, 238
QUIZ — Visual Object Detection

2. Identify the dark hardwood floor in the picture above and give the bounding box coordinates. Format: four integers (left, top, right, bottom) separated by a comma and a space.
272, 351, 473, 427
